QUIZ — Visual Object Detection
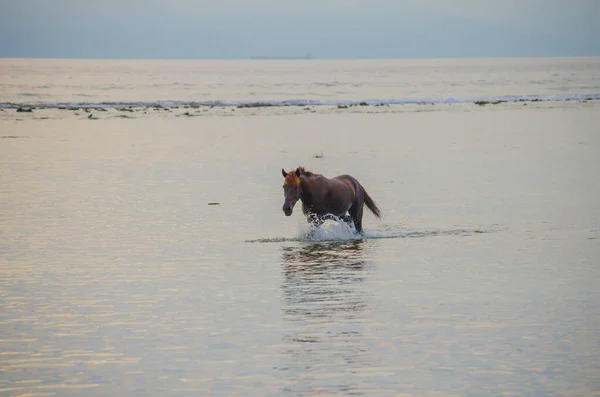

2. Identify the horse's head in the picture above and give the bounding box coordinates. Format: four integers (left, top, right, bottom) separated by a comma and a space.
281, 168, 302, 216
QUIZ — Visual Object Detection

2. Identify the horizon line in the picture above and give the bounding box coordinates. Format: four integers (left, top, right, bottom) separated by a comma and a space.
1, 54, 599, 62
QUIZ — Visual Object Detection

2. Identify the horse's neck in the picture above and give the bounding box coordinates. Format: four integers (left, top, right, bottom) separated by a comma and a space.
299, 177, 312, 204
299, 180, 309, 204
299, 175, 324, 204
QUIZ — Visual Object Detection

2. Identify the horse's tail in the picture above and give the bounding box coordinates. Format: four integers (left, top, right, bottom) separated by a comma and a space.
363, 188, 382, 218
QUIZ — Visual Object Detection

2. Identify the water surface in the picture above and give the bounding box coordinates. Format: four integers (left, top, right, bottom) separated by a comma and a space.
1, 58, 599, 396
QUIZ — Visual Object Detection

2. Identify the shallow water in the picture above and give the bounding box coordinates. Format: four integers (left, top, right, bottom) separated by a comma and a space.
1, 59, 600, 396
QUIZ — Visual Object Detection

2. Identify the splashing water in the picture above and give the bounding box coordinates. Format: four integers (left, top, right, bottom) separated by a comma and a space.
246, 217, 493, 243
298, 218, 359, 242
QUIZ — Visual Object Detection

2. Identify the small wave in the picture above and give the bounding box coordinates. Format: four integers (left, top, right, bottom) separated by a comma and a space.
1, 93, 598, 110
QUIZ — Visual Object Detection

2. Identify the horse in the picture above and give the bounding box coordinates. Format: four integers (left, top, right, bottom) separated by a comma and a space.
281, 166, 381, 234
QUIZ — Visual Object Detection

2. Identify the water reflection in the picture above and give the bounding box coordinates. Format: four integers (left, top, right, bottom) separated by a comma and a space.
279, 241, 371, 395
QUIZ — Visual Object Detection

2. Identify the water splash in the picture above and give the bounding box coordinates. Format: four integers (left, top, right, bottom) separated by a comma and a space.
246, 219, 491, 243
298, 218, 359, 242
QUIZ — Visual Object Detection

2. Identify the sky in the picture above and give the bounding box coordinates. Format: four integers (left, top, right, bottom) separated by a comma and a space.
1, 0, 599, 59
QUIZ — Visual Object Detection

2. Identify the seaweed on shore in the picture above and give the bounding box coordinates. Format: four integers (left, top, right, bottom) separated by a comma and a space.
178, 111, 201, 117
151, 105, 170, 111
237, 103, 275, 108
474, 100, 506, 106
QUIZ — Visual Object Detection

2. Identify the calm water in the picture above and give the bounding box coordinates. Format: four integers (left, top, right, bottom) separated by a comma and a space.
1, 58, 600, 396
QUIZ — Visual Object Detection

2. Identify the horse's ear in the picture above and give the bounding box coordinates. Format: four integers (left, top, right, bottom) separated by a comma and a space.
295, 168, 301, 177
282, 168, 288, 178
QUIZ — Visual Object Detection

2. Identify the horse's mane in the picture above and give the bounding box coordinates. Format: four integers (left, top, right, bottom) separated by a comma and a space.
297, 166, 317, 177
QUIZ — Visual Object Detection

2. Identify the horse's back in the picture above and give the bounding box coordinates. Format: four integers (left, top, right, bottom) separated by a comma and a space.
332, 174, 361, 192
301, 172, 363, 198
334, 174, 358, 183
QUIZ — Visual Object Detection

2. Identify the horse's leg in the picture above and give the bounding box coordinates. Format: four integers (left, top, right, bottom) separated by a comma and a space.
340, 213, 354, 229
348, 204, 364, 234
322, 213, 339, 222
307, 213, 324, 227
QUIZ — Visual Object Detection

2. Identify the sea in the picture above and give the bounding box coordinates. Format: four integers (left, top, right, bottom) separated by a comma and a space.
1, 57, 599, 396
1, 57, 599, 109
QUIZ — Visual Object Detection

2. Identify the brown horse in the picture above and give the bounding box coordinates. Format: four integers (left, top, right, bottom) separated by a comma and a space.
281, 166, 381, 234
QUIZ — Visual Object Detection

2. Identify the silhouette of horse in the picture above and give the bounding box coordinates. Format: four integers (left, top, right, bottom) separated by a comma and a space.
281, 167, 381, 234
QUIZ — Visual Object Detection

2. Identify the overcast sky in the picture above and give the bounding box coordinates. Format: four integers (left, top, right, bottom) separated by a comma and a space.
1, 0, 598, 59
